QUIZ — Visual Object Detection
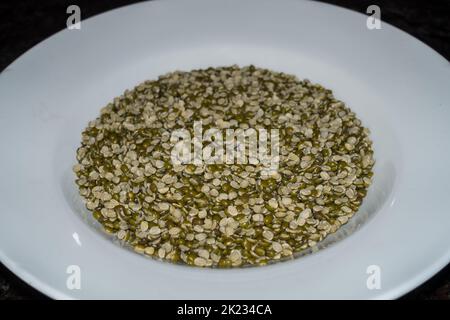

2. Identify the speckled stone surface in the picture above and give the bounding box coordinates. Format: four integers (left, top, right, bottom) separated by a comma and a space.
0, 0, 448, 300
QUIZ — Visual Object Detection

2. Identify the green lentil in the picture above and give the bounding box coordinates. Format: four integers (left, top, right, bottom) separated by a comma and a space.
74, 65, 374, 268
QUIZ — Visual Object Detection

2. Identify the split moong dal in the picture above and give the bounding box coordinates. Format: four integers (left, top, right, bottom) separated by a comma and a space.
73, 65, 375, 268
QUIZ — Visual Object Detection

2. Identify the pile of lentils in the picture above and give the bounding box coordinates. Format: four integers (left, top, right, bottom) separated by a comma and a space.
73, 65, 374, 267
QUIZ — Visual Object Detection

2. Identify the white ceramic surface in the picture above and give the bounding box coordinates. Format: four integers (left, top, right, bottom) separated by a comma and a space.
0, 0, 449, 299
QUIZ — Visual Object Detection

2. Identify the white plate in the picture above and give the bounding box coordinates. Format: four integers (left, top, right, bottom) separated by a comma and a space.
0, 0, 449, 299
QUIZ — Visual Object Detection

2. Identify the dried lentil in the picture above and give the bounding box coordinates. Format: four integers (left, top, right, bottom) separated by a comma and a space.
74, 65, 374, 268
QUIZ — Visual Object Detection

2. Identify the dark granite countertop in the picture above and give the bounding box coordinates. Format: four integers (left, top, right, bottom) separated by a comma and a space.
0, 0, 448, 300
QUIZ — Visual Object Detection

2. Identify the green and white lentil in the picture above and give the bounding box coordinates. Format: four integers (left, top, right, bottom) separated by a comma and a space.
74, 65, 374, 268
